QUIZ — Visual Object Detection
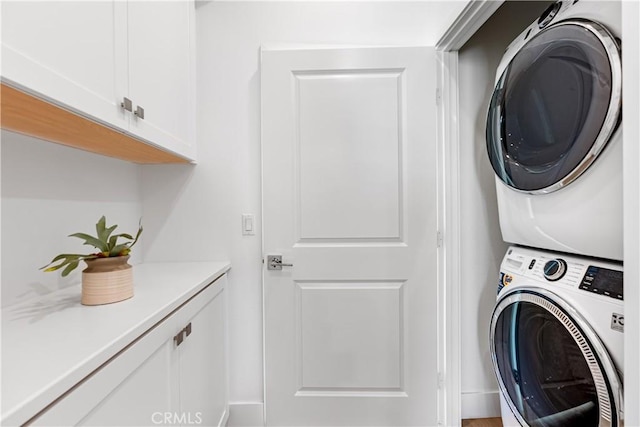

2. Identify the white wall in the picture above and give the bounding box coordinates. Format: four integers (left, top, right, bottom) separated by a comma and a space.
1, 131, 142, 307
141, 0, 468, 408
457, 1, 551, 418
622, 1, 640, 425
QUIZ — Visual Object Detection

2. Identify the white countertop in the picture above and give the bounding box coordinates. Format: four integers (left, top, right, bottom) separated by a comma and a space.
1, 261, 231, 426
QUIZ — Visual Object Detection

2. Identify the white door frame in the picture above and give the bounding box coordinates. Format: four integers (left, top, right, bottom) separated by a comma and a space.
437, 1, 640, 426
434, 2, 504, 426
622, 1, 640, 426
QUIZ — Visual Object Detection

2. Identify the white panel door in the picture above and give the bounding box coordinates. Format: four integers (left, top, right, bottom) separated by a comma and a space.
262, 46, 438, 426
1, 1, 128, 129
127, 0, 196, 160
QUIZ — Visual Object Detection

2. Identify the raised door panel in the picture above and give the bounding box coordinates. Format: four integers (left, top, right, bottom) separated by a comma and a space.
297, 282, 404, 391
297, 72, 402, 241
126, 0, 196, 161
0, 1, 128, 130
179, 277, 228, 427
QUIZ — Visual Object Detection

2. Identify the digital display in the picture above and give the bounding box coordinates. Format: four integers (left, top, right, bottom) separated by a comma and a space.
580, 266, 623, 300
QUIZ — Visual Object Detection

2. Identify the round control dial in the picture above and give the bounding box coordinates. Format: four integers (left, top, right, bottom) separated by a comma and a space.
543, 259, 567, 281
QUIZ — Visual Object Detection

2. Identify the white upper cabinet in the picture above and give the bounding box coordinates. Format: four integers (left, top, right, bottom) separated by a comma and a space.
1, 1, 128, 130
0, 1, 196, 162
127, 1, 196, 161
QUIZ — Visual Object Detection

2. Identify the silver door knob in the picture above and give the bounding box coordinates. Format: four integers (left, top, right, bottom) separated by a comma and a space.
267, 255, 293, 270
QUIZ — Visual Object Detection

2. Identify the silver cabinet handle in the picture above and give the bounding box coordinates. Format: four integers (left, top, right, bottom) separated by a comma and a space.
267, 255, 293, 270
134, 105, 145, 119
174, 330, 185, 347
121, 97, 132, 112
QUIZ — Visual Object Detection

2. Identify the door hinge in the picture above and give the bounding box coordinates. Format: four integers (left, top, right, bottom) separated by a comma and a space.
438, 371, 445, 389
437, 231, 444, 248
436, 87, 441, 106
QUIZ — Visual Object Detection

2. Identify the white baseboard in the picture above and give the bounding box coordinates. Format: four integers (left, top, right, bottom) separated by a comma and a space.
226, 396, 497, 424
461, 390, 501, 419
226, 403, 264, 427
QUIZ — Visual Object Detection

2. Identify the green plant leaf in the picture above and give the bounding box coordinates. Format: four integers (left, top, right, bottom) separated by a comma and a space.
108, 235, 118, 251
41, 216, 143, 277
108, 233, 134, 252
114, 233, 134, 240
41, 254, 97, 274
103, 224, 117, 242
128, 220, 143, 251
109, 243, 130, 257
40, 253, 83, 269
61, 259, 80, 277
96, 216, 119, 243
69, 233, 108, 252
96, 216, 106, 239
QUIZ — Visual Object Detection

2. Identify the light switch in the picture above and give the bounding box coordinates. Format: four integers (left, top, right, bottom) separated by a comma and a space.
242, 214, 255, 235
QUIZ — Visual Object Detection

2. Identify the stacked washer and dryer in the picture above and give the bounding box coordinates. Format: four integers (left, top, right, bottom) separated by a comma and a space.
484, 1, 624, 426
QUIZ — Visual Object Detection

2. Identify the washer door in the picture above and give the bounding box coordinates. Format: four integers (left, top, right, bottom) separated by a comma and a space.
486, 20, 621, 194
490, 289, 622, 427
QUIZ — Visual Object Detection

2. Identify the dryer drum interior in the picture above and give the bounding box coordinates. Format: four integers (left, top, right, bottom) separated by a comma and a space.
490, 289, 623, 427
486, 20, 622, 194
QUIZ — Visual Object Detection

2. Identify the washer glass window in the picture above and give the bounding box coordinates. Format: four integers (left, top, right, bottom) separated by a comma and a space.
493, 300, 602, 426
486, 22, 620, 193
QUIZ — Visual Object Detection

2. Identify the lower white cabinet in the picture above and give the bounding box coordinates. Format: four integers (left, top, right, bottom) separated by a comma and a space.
31, 275, 228, 427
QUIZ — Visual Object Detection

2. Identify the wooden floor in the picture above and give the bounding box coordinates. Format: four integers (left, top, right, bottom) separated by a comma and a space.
462, 418, 503, 427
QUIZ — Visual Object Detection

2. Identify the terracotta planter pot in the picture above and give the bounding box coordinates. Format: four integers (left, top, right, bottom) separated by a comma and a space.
81, 255, 133, 305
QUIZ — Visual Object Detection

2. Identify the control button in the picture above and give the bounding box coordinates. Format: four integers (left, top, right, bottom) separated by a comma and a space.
528, 259, 536, 270
543, 259, 567, 281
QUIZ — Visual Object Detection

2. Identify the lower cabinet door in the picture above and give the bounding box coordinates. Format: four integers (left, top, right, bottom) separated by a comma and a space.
29, 275, 227, 427
32, 329, 180, 426
78, 340, 179, 427
179, 277, 228, 427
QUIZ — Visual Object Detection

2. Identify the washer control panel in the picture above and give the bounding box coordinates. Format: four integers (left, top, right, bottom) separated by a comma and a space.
498, 246, 623, 301
580, 266, 623, 300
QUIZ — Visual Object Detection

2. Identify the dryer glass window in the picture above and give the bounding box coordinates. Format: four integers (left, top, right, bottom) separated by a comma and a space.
493, 301, 600, 426
486, 22, 620, 192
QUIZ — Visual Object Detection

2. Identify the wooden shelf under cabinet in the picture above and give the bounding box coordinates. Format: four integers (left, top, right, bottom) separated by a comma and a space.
0, 83, 191, 164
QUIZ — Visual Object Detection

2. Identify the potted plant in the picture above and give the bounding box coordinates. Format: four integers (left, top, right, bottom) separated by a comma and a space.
41, 216, 143, 305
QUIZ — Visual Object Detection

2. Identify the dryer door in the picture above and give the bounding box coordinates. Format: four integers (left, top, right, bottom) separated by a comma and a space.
490, 289, 622, 427
486, 20, 621, 194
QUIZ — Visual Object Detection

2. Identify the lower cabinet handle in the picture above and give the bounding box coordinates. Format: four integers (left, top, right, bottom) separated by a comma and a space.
185, 322, 192, 337
174, 330, 185, 346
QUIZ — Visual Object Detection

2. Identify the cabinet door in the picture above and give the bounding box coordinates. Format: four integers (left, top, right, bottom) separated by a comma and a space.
126, 0, 196, 161
179, 280, 228, 426
32, 319, 181, 426
1, 1, 128, 130
78, 340, 180, 427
